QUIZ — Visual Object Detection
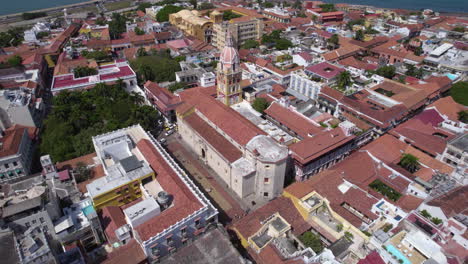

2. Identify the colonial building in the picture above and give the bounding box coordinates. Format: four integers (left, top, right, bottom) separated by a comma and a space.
212, 11, 264, 49
217, 32, 243, 106
176, 33, 288, 205
169, 10, 213, 43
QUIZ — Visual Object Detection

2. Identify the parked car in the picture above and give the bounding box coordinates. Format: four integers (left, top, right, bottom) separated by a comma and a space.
165, 130, 173, 136
159, 138, 167, 144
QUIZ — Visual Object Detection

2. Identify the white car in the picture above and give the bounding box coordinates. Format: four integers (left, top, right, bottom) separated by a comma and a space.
165, 130, 173, 136
159, 138, 167, 144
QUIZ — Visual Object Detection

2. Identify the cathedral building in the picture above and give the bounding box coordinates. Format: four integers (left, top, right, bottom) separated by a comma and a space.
175, 32, 288, 206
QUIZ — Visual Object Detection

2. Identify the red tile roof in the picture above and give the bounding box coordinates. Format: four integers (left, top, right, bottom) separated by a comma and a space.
100, 206, 127, 243
428, 96, 467, 122
102, 240, 147, 264
232, 196, 310, 239
177, 87, 265, 146
265, 102, 323, 139
184, 112, 242, 162
427, 186, 468, 218
358, 251, 386, 264
305, 62, 344, 79
0, 125, 27, 158
134, 139, 203, 241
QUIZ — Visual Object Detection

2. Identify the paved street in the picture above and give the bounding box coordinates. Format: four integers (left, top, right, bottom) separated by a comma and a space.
164, 133, 246, 225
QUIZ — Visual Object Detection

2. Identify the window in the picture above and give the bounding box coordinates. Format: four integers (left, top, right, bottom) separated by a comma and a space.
181, 227, 187, 237
4, 164, 9, 169
264, 192, 269, 197
32, 220, 36, 224
166, 236, 174, 246
264, 178, 270, 184
39, 218, 44, 223
25, 222, 30, 228
13, 161, 18, 167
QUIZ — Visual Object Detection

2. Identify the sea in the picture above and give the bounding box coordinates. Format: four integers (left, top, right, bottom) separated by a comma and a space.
1, 0, 468, 16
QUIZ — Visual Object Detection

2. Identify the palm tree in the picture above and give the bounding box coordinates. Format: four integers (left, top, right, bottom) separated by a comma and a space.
337, 71, 352, 91
399, 153, 420, 173
139, 65, 154, 82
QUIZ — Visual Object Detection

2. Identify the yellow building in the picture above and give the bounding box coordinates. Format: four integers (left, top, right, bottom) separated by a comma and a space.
86, 126, 157, 210
169, 10, 213, 42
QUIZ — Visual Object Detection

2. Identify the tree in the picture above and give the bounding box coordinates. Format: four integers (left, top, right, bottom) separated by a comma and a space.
36, 31, 49, 39
198, 2, 214, 9
365, 26, 379, 34
108, 13, 127, 40
0, 28, 24, 47
344, 231, 354, 241
452, 26, 465, 33
336, 71, 352, 90
73, 66, 98, 78
450, 81, 468, 106
189, 0, 197, 9
82, 50, 111, 61
420, 209, 431, 218
275, 38, 293, 50
431, 217, 442, 225
130, 54, 181, 83
251, 98, 270, 114
336, 223, 343, 232
168, 82, 185, 92
354, 29, 364, 41
327, 34, 339, 49
318, 3, 336, 12
40, 83, 162, 162
414, 46, 423, 56
22, 12, 47, 20
223, 10, 242, 21
134, 27, 145, 35
457, 110, 468, 123
263, 2, 274, 8
137, 2, 152, 12
299, 232, 323, 253
156, 5, 184, 22
293, 0, 302, 9
74, 162, 93, 183
347, 19, 365, 30
174, 55, 186, 62
399, 153, 420, 173
376, 65, 396, 79
7, 55, 23, 67
136, 47, 148, 57
241, 39, 259, 49
405, 64, 424, 79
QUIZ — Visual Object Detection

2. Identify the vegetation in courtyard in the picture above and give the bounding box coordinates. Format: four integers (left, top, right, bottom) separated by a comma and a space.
130, 50, 181, 83
157, 5, 184, 22
40, 82, 161, 162
299, 231, 324, 253
450, 81, 468, 106
369, 179, 402, 201
252, 98, 270, 114
399, 153, 420, 173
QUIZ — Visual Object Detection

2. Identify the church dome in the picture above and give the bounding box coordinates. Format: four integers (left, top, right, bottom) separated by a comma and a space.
220, 32, 239, 69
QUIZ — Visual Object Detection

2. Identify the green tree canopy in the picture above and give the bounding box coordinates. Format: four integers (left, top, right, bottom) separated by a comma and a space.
198, 2, 214, 9
73, 66, 98, 78
137, 2, 152, 12
81, 50, 112, 61
458, 110, 468, 123
108, 13, 127, 40
299, 232, 323, 253
318, 3, 336, 12
0, 28, 24, 47
354, 29, 364, 41
168, 82, 186, 93
223, 10, 242, 20
40, 83, 162, 162
450, 81, 468, 106
405, 64, 424, 79
399, 153, 420, 173
375, 65, 396, 79
241, 39, 259, 49
134, 27, 145, 35
7, 55, 23, 67
130, 52, 181, 83
156, 5, 184, 22
251, 98, 270, 114
327, 34, 339, 46
336, 71, 352, 91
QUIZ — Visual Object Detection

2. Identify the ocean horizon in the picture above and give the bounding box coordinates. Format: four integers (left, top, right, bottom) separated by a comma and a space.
1, 0, 468, 16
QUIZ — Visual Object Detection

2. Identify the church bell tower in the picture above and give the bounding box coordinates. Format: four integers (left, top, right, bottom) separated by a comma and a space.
217, 31, 242, 106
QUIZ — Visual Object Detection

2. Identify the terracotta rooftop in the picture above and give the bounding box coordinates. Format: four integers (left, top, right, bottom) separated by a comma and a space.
427, 186, 468, 218
232, 196, 310, 239
177, 87, 265, 146
102, 239, 146, 264
265, 102, 323, 139
0, 125, 28, 158
100, 206, 127, 243
428, 96, 467, 122
305, 61, 344, 80
184, 112, 242, 162
134, 139, 203, 241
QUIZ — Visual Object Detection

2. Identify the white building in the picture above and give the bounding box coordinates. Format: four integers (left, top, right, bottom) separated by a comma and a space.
289, 70, 324, 100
